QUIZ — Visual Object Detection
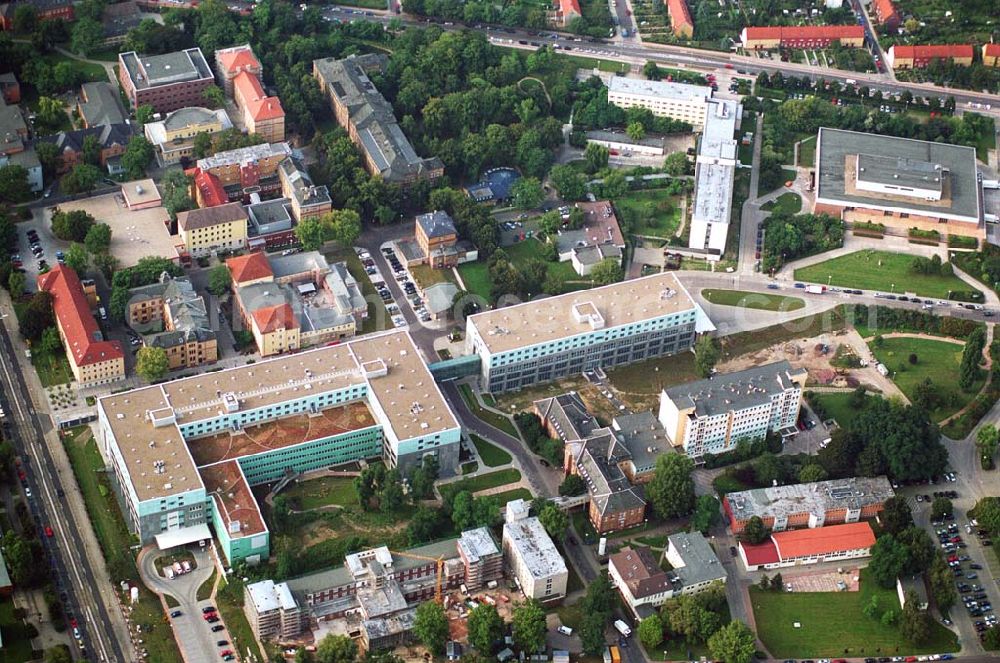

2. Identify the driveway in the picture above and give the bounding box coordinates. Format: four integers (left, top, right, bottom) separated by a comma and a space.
138, 547, 234, 663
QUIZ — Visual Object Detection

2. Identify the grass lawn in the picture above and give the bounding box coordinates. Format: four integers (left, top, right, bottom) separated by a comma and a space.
808, 391, 875, 429
457, 260, 491, 302
439, 468, 522, 500
794, 250, 977, 299
30, 348, 73, 387
761, 192, 802, 216
325, 247, 390, 334
215, 578, 263, 663
614, 188, 684, 239
605, 349, 700, 395
488, 487, 533, 504
39, 53, 108, 82
751, 569, 958, 658
62, 428, 183, 663
332, 0, 387, 7
701, 289, 805, 312
797, 135, 817, 167
458, 384, 520, 438
196, 569, 216, 602
410, 263, 457, 290
871, 336, 983, 422
0, 597, 36, 663
553, 52, 628, 74
470, 434, 512, 467
720, 306, 848, 359
504, 239, 582, 288
282, 475, 358, 510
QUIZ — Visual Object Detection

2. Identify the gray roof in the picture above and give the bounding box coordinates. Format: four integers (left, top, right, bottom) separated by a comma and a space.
612, 411, 669, 476
587, 129, 666, 150
502, 516, 567, 579
129, 275, 215, 346
247, 197, 293, 236
816, 127, 981, 223
424, 282, 458, 315
325, 262, 367, 317
163, 106, 223, 131
177, 202, 247, 232
237, 281, 353, 334
36, 123, 134, 157
101, 0, 142, 39
268, 250, 329, 280
196, 141, 290, 170
856, 153, 945, 195
666, 532, 726, 588
313, 54, 443, 183
724, 476, 895, 524
0, 547, 10, 589
662, 360, 806, 417
575, 428, 646, 517
0, 99, 26, 153
457, 527, 499, 563
533, 392, 598, 442
416, 210, 456, 239
279, 157, 331, 209
120, 48, 213, 90
574, 243, 621, 266
79, 82, 126, 128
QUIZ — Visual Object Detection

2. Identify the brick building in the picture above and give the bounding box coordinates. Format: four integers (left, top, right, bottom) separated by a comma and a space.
886, 44, 974, 69
118, 48, 215, 113
740, 25, 864, 49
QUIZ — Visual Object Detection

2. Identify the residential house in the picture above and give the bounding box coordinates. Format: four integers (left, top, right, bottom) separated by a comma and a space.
37, 265, 125, 386
35, 123, 133, 175
101, 0, 143, 46
415, 210, 458, 268
553, 201, 625, 277
76, 82, 127, 128
872, 0, 900, 31
0, 72, 19, 104
126, 273, 217, 369
554, 0, 581, 27
886, 44, 974, 69
214, 44, 262, 96
278, 157, 330, 221
0, 0, 73, 30
985, 43, 1000, 67
0, 96, 41, 191
666, 0, 693, 38
232, 71, 285, 142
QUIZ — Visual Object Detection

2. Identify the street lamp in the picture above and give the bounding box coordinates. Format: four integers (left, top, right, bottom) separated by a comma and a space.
890, 283, 895, 294
828, 275, 832, 286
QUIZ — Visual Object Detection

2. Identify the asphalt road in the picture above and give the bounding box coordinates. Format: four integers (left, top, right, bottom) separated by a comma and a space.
0, 316, 128, 662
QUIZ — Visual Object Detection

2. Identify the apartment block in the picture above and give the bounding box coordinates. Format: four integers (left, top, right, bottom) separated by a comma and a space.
740, 25, 864, 49
658, 360, 806, 458
502, 500, 568, 604
723, 476, 894, 534
126, 274, 217, 370
176, 202, 248, 256
606, 77, 711, 126
193, 142, 292, 204
886, 44, 974, 69
688, 98, 741, 256
466, 272, 709, 393
313, 54, 443, 186
96, 329, 462, 563
118, 48, 215, 113
457, 527, 503, 591
245, 579, 306, 640
37, 266, 125, 387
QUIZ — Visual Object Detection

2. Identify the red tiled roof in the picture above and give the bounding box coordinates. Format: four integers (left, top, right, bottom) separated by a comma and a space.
199, 460, 267, 538
890, 44, 975, 60
559, 0, 581, 18
985, 43, 1000, 57
743, 25, 864, 41
252, 303, 297, 334
193, 168, 228, 208
873, 0, 898, 21
233, 71, 285, 123
740, 540, 779, 567
667, 0, 693, 30
217, 46, 261, 76
36, 266, 123, 367
772, 522, 876, 560
226, 252, 273, 284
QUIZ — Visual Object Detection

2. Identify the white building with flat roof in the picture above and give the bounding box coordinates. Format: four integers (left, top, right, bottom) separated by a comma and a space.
466, 272, 712, 393
606, 77, 712, 127
501, 500, 568, 604
688, 98, 741, 256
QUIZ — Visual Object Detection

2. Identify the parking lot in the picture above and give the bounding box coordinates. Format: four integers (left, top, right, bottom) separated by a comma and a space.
378, 243, 435, 325
355, 247, 408, 329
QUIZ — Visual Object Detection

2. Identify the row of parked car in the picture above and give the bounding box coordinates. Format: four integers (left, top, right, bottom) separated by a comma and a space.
379, 246, 432, 323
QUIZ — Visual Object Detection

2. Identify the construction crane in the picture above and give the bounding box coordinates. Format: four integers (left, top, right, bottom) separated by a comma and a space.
391, 550, 445, 604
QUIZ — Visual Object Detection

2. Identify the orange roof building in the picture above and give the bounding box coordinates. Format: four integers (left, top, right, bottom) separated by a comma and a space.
231, 63, 285, 142
740, 25, 864, 49
214, 44, 263, 96
667, 0, 694, 38
982, 43, 1000, 67
887, 44, 974, 69
873, 0, 900, 30
555, 0, 581, 26
191, 167, 229, 208
739, 522, 876, 570
226, 252, 274, 285
37, 265, 125, 387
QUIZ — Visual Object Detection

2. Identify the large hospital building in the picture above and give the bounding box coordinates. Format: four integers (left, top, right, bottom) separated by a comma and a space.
96, 330, 460, 563
465, 272, 711, 393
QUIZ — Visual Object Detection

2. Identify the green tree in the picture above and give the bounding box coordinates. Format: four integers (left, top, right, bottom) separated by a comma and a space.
664, 592, 721, 644
638, 613, 664, 649
797, 463, 827, 483
413, 601, 449, 655
600, 170, 627, 199
36, 96, 64, 129
694, 336, 719, 378
707, 621, 755, 663
35, 141, 59, 180
13, 4, 36, 32
84, 223, 112, 254
7, 270, 25, 298
538, 502, 569, 540
899, 590, 931, 645
742, 516, 769, 545
44, 645, 73, 663
579, 612, 607, 655
584, 142, 609, 173
295, 209, 362, 251
626, 122, 645, 142
511, 600, 547, 654
39, 326, 61, 356
193, 131, 214, 158
928, 553, 957, 614
868, 534, 908, 587
983, 625, 1000, 650
160, 169, 194, 220
51, 209, 95, 242
136, 104, 155, 125
643, 61, 662, 80
548, 164, 588, 201
664, 151, 690, 176
931, 497, 953, 521
588, 258, 623, 285
70, 17, 104, 56
61, 164, 101, 195
19, 291, 53, 341
64, 243, 89, 274
407, 506, 444, 543
315, 634, 357, 663
879, 496, 913, 535
558, 474, 585, 496
202, 85, 226, 109
467, 603, 503, 652
977, 424, 998, 469
135, 346, 170, 382
207, 264, 231, 296
0, 165, 31, 203
646, 453, 695, 519
451, 490, 475, 531
121, 135, 154, 179
511, 177, 544, 210
691, 494, 720, 534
